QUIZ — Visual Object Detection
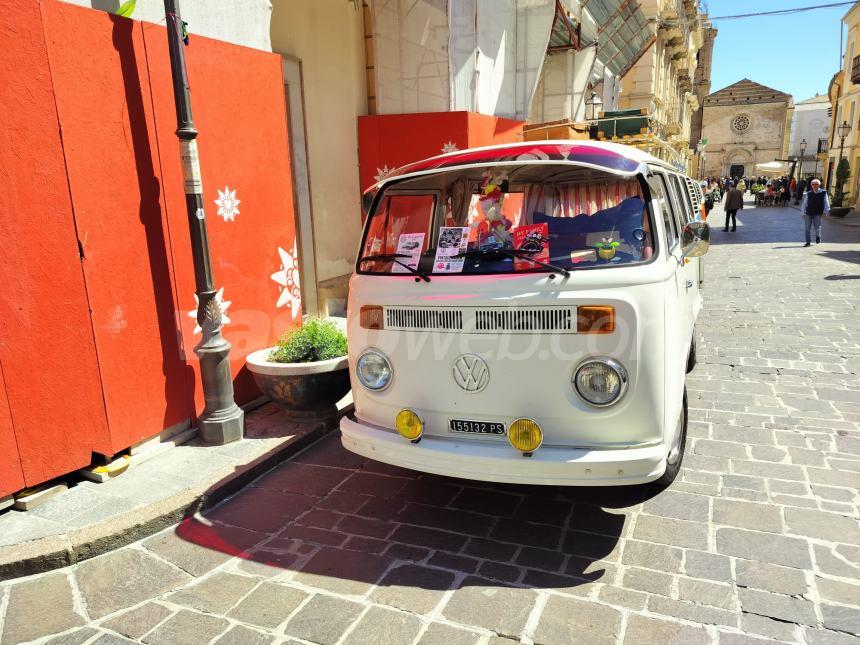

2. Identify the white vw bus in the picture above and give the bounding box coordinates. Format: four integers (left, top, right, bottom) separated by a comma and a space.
340, 141, 709, 486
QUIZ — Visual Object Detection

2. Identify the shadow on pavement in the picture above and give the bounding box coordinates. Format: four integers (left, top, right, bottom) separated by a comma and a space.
817, 250, 860, 266
173, 431, 656, 595
825, 274, 860, 280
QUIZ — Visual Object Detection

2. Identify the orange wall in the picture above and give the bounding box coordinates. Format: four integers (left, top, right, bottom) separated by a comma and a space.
0, 0, 299, 496
357, 112, 524, 191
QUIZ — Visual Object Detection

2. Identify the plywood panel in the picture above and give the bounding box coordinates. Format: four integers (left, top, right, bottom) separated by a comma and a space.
0, 363, 25, 497
41, 2, 194, 450
143, 23, 300, 407
0, 0, 113, 485
357, 112, 471, 190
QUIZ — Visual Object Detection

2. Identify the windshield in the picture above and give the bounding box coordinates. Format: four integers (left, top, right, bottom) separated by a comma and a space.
359, 164, 655, 276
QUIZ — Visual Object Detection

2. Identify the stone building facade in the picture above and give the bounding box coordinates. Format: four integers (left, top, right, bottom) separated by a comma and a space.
689, 22, 717, 147
617, 0, 707, 172
701, 79, 793, 179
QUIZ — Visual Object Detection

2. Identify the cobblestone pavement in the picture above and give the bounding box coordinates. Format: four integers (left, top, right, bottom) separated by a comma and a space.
1, 201, 858, 645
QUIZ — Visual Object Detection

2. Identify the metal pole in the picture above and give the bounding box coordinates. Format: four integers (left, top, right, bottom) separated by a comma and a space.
163, 0, 244, 444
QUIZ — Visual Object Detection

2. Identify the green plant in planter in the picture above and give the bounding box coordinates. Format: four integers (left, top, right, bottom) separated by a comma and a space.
268, 319, 347, 363
833, 158, 851, 207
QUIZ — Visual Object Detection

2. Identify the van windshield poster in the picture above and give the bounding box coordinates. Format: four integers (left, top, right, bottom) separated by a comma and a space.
513, 223, 549, 271
392, 233, 425, 273
433, 227, 469, 273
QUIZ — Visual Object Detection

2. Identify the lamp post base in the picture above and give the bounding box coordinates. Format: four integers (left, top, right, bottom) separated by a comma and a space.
199, 405, 245, 445
195, 327, 245, 445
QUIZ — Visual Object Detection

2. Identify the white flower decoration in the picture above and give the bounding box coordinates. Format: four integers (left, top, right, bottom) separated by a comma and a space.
374, 165, 392, 183
271, 242, 302, 319
441, 141, 459, 154
214, 186, 241, 222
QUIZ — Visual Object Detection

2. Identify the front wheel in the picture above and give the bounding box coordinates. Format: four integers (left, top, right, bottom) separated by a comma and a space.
653, 388, 687, 487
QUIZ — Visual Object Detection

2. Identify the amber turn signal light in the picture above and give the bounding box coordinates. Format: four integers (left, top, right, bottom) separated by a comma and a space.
577, 306, 615, 334
360, 305, 384, 330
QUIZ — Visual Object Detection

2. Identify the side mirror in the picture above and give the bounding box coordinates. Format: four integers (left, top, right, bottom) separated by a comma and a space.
681, 220, 710, 259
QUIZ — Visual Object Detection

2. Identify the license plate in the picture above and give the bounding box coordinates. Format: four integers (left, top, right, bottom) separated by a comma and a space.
449, 419, 505, 435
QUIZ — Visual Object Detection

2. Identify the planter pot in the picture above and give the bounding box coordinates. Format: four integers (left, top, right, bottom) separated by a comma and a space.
829, 207, 851, 218
246, 349, 351, 420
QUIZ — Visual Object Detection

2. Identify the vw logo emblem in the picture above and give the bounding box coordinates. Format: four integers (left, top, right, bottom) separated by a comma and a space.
453, 354, 490, 392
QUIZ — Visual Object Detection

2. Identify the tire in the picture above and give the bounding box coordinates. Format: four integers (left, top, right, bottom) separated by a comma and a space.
653, 388, 687, 488
686, 331, 697, 373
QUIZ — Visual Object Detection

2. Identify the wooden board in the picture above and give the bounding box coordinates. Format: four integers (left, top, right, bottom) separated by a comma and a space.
0, 0, 113, 486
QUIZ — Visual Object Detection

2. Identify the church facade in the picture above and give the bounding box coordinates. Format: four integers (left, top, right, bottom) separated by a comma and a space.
700, 79, 793, 178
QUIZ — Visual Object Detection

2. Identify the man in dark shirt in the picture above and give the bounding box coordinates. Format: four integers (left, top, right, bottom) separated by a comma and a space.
799, 178, 830, 246
723, 182, 744, 232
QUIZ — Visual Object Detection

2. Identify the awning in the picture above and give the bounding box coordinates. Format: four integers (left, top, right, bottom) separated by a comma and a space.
581, 0, 654, 78
755, 161, 788, 174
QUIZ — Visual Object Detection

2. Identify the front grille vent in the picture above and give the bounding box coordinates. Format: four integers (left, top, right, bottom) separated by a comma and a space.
474, 307, 574, 332
386, 307, 463, 331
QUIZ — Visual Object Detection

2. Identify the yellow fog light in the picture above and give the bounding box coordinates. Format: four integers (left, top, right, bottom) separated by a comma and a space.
395, 409, 423, 442
508, 418, 543, 454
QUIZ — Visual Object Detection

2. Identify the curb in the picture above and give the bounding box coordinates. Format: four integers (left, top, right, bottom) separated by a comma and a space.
0, 408, 348, 581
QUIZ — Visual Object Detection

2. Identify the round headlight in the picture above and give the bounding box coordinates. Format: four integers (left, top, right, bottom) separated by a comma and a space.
356, 349, 393, 391
574, 358, 628, 406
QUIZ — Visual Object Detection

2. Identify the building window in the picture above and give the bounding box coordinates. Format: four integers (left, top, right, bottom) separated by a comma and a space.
732, 114, 751, 133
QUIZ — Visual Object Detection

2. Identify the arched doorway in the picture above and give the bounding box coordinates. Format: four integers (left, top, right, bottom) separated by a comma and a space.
725, 147, 754, 178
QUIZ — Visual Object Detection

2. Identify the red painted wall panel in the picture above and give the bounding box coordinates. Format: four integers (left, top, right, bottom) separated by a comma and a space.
0, 0, 113, 486
0, 364, 25, 498
143, 24, 300, 407
41, 2, 195, 450
0, 0, 302, 493
357, 112, 524, 191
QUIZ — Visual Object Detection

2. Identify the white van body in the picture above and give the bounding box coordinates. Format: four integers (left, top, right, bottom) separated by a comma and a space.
340, 141, 709, 486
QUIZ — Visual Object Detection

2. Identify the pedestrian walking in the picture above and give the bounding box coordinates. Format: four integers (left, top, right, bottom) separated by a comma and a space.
723, 182, 743, 232
800, 178, 829, 246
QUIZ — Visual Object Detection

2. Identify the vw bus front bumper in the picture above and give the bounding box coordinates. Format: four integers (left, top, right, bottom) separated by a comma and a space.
340, 415, 666, 486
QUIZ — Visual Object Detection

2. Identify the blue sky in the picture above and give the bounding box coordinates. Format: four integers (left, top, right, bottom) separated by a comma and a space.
708, 1, 849, 102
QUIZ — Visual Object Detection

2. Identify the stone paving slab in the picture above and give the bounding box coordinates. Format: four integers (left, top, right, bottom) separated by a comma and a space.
0, 403, 346, 581
0, 203, 858, 644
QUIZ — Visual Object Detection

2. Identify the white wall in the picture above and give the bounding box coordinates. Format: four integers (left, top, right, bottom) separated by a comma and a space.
62, 0, 273, 51
789, 102, 831, 158
271, 1, 367, 284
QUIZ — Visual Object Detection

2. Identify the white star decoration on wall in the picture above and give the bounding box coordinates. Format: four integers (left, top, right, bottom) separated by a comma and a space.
441, 141, 459, 154
374, 165, 392, 183
187, 287, 231, 335
271, 242, 302, 319
214, 186, 241, 222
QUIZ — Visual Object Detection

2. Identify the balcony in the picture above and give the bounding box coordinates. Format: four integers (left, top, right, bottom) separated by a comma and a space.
852, 54, 860, 84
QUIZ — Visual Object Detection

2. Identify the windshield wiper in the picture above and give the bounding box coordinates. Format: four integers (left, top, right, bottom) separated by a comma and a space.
454, 249, 570, 278
358, 253, 431, 282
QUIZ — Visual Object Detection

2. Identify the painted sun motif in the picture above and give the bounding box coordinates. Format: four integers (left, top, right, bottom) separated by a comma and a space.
441, 141, 459, 154
187, 286, 231, 335
214, 186, 241, 222
374, 165, 392, 183
271, 242, 302, 319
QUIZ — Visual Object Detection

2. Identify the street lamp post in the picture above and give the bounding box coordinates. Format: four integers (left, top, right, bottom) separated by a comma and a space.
163, 0, 244, 444
838, 120, 851, 164
696, 139, 706, 180
795, 138, 807, 204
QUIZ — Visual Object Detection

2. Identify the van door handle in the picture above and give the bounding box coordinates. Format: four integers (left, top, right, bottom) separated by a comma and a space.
685, 279, 694, 289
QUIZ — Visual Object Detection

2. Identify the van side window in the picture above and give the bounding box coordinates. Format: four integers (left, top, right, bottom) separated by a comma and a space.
670, 175, 694, 224
647, 173, 679, 248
